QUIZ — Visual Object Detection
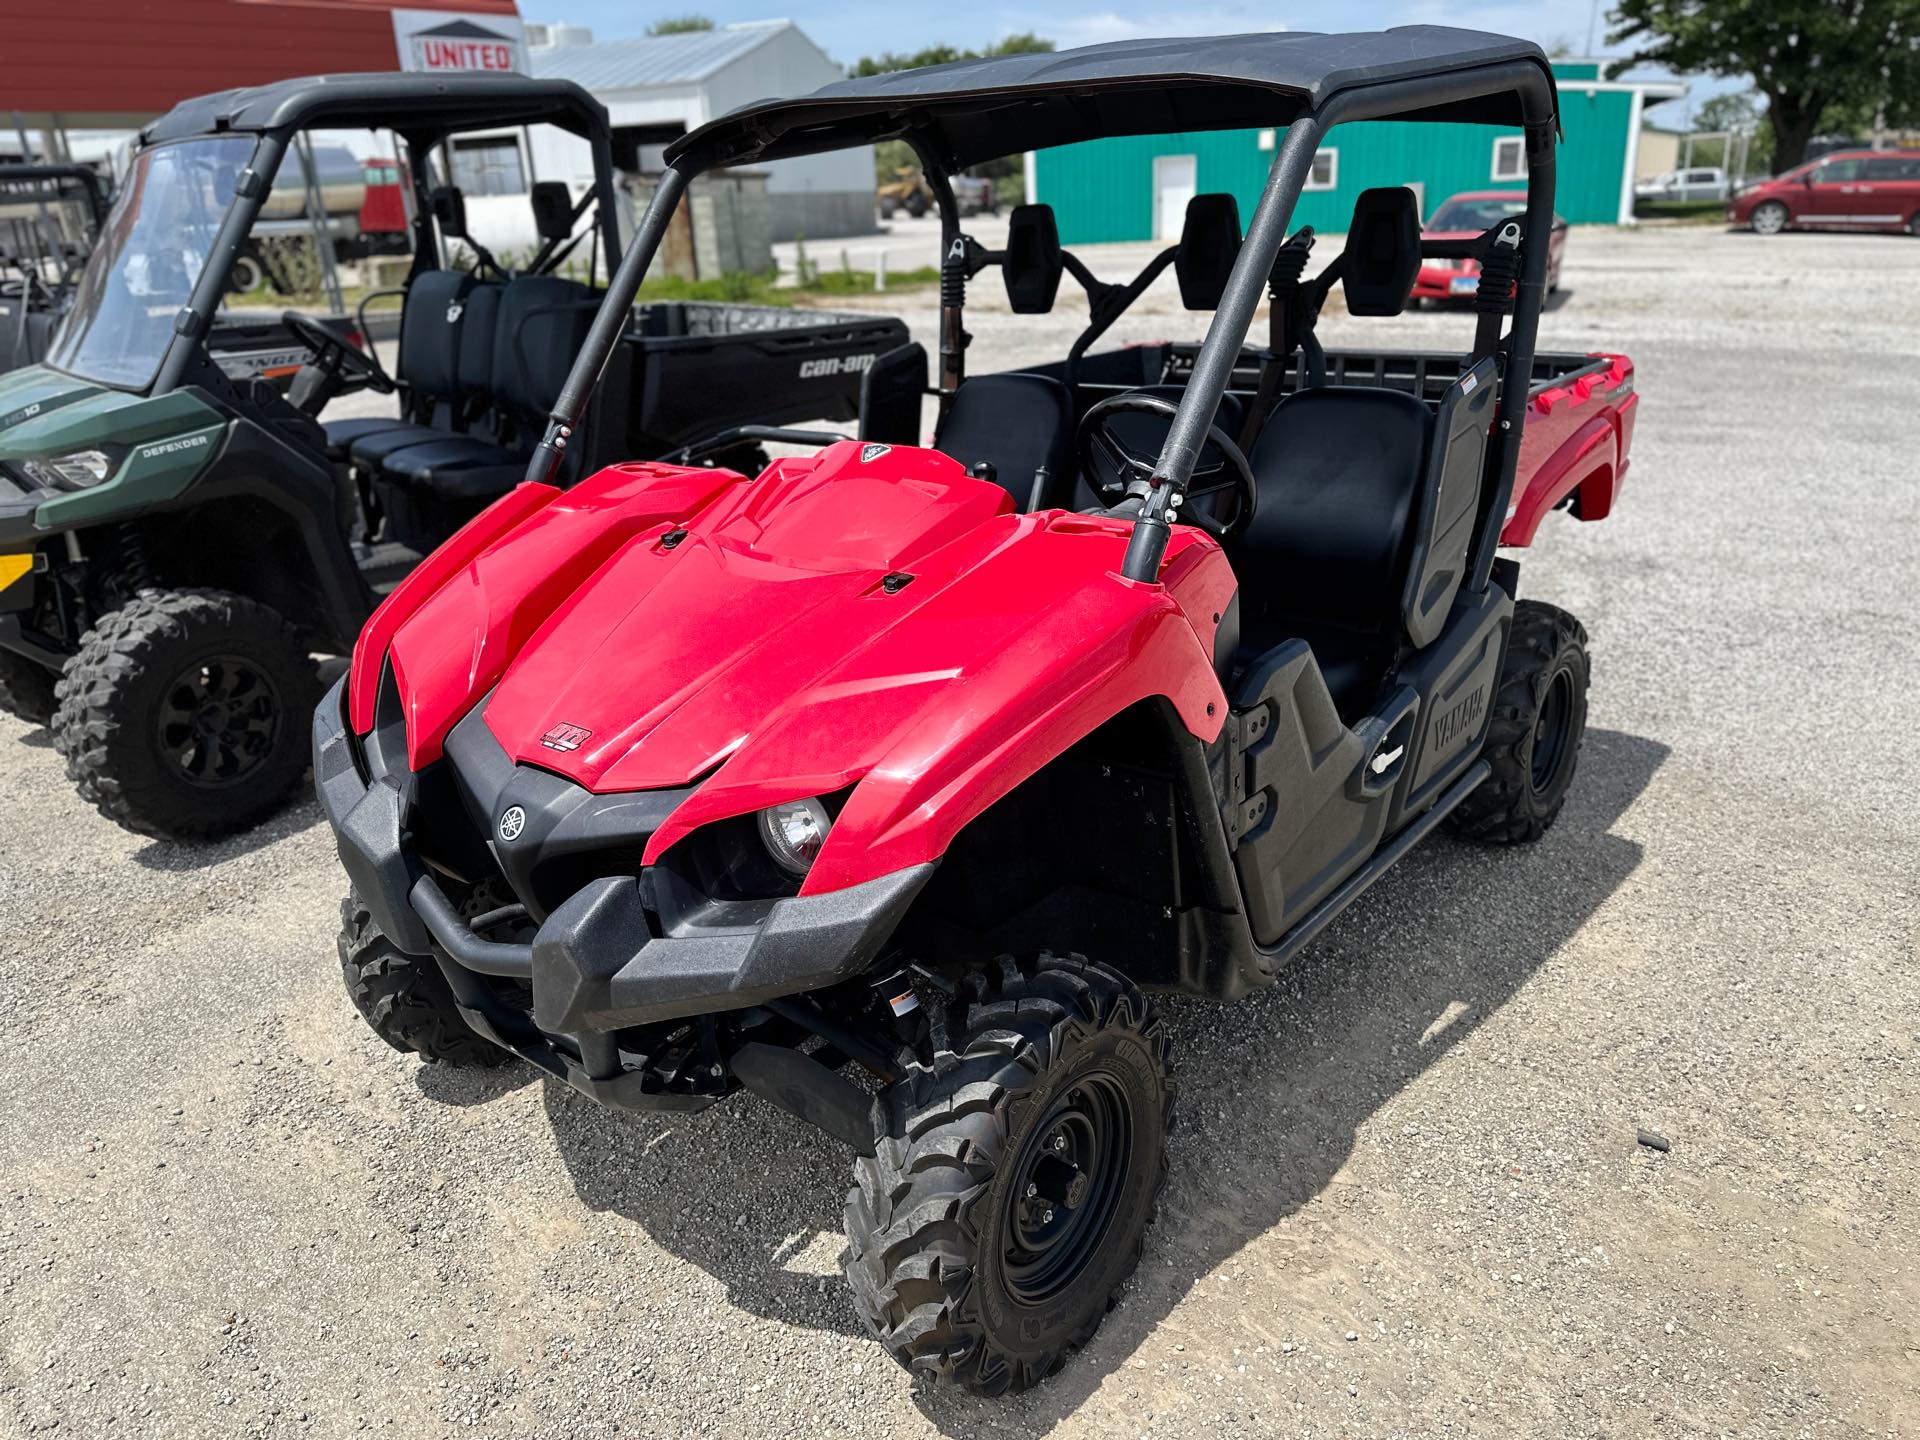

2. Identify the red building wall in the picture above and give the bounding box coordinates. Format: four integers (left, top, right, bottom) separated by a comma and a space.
9, 0, 523, 125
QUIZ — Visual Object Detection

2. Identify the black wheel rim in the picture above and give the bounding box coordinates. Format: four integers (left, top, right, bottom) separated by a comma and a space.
1530, 668, 1575, 796
1002, 1070, 1134, 1306
154, 654, 282, 789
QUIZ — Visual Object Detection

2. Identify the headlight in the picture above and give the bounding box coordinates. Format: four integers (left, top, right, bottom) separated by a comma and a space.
19, 449, 115, 490
758, 797, 832, 876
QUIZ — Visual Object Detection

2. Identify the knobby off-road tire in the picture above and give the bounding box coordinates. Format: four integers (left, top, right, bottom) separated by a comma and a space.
0, 652, 58, 725
338, 894, 508, 1068
51, 588, 320, 840
844, 953, 1173, 1395
1447, 599, 1590, 844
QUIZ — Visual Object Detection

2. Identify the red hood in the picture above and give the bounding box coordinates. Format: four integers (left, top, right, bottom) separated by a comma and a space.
475, 443, 1016, 791
363, 440, 1233, 891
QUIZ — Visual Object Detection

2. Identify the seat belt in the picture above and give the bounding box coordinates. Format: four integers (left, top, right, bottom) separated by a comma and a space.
1471, 219, 1523, 363
1239, 228, 1317, 450
446, 270, 488, 432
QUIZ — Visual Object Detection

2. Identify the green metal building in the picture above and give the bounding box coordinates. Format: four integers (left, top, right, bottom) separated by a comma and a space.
1028, 61, 1683, 240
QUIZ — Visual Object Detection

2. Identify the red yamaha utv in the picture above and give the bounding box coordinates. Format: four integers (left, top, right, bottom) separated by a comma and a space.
316, 27, 1638, 1394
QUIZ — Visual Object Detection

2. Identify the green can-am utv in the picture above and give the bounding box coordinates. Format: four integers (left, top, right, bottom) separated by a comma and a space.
0, 74, 905, 840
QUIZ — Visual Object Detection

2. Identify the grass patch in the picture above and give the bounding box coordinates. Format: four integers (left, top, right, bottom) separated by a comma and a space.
1633, 199, 1730, 224
636, 265, 942, 307
225, 263, 943, 318
223, 284, 403, 318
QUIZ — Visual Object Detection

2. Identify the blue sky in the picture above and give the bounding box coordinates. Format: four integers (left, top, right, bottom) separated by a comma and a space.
520, 0, 1737, 126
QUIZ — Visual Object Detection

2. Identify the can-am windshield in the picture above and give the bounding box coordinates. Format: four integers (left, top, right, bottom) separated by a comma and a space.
45, 136, 253, 390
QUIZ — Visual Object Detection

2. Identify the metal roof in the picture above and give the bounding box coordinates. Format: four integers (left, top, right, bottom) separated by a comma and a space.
670, 26, 1557, 173
529, 22, 791, 94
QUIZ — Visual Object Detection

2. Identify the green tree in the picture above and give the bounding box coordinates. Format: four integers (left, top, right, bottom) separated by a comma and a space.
648, 15, 714, 36
1693, 89, 1772, 174
852, 35, 1056, 187
851, 32, 1054, 78
1607, 0, 1920, 171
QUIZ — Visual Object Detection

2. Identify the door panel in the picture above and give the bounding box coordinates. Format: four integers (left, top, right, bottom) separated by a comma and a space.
1154, 154, 1197, 243
1805, 158, 1865, 220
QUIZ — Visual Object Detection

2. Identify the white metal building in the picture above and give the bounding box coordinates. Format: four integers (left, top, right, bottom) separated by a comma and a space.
524, 20, 876, 242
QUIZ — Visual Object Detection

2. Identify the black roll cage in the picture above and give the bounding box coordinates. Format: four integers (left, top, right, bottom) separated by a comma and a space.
132, 77, 622, 395
0, 163, 112, 232
529, 47, 1558, 590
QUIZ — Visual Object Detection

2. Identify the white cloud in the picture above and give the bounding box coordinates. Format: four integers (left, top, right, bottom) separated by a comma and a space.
1009, 8, 1288, 48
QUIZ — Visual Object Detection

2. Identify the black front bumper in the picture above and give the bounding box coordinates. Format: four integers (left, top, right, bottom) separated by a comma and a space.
313, 676, 933, 1099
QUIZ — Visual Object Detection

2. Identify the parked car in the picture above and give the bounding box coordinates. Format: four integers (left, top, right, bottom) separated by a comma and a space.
316, 26, 1637, 1395
1636, 166, 1729, 204
1729, 150, 1920, 235
1412, 190, 1566, 301
951, 174, 998, 216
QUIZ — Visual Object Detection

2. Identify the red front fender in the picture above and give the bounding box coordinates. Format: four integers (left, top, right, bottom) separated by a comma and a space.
641, 522, 1238, 895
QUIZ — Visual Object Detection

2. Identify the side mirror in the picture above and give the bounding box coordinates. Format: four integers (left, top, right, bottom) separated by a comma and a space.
430, 185, 468, 239
858, 341, 928, 444
1002, 204, 1064, 314
1175, 193, 1243, 311
530, 181, 573, 242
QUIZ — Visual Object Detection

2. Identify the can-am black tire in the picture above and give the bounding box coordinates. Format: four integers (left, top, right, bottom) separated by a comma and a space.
1447, 599, 1589, 844
844, 953, 1173, 1396
338, 894, 508, 1067
0, 652, 58, 726
51, 588, 319, 840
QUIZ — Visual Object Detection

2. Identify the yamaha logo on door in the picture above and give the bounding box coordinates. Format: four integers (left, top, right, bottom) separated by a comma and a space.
391, 9, 529, 73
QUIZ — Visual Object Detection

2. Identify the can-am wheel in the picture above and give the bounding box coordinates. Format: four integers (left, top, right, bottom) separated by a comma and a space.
52, 588, 319, 840
844, 953, 1173, 1395
0, 651, 59, 726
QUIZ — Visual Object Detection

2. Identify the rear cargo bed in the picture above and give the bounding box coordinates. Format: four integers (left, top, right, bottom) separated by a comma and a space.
597, 301, 909, 459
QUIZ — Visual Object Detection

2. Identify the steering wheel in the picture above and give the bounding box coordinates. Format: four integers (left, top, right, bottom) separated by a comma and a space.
280, 310, 393, 410
1073, 392, 1257, 539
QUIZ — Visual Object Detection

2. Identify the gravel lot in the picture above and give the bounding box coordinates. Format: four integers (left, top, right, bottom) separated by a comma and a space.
4, 222, 1918, 1439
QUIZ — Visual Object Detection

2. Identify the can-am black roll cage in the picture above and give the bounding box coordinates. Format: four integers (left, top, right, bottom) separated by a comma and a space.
529, 26, 1560, 586
129, 72, 622, 394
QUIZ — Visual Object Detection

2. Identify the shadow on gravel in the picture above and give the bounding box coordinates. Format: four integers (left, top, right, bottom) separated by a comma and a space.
533, 727, 1665, 1430
913, 726, 1668, 1435
415, 1062, 538, 1108
130, 795, 324, 872
544, 1077, 868, 1339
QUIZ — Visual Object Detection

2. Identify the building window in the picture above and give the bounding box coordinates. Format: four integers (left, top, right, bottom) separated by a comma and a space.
1305, 147, 1338, 191
451, 136, 526, 196
1491, 136, 1527, 181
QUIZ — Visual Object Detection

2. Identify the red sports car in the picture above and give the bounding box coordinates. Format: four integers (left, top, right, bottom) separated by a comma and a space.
1411, 190, 1567, 302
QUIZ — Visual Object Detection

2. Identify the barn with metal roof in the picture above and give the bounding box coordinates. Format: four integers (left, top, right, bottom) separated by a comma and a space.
526, 20, 876, 241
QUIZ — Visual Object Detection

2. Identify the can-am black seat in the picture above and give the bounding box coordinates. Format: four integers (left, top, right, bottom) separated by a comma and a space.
322, 268, 499, 462
368, 273, 598, 548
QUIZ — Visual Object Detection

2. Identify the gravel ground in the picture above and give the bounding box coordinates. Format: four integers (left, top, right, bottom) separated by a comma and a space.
3, 223, 1918, 1439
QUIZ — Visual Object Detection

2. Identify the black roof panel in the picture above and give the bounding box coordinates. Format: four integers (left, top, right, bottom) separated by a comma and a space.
141, 72, 609, 146
670, 26, 1555, 171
